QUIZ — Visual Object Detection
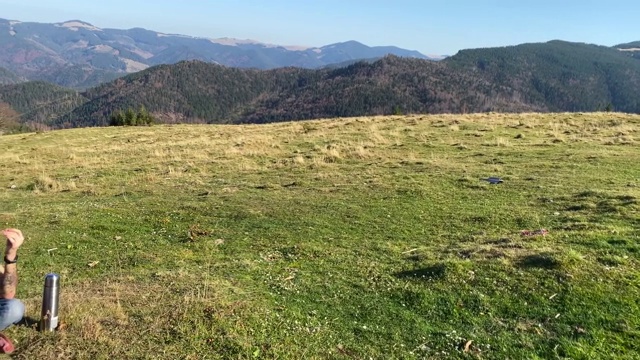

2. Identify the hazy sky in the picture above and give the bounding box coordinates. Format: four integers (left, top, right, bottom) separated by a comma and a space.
0, 0, 638, 55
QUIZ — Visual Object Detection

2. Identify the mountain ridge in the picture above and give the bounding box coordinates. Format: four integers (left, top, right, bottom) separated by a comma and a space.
0, 18, 437, 89
3, 39, 640, 129
30, 40, 637, 128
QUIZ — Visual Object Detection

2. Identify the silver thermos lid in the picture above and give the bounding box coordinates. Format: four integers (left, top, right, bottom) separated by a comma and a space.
44, 273, 60, 287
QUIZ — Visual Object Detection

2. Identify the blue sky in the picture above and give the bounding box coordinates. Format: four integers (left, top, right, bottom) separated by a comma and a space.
0, 0, 638, 55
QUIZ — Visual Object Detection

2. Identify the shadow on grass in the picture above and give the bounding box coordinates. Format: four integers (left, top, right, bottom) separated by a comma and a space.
566, 192, 637, 214
17, 316, 39, 329
394, 263, 446, 280
517, 254, 561, 270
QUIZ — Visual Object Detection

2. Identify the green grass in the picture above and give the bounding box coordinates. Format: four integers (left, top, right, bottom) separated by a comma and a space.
0, 112, 639, 359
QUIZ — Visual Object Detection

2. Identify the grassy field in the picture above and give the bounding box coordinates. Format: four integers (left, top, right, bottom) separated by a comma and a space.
0, 112, 639, 359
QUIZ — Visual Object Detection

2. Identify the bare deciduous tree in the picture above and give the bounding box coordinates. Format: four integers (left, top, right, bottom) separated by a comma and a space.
0, 102, 19, 131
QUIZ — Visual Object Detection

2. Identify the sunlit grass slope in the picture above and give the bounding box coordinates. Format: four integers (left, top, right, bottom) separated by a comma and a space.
0, 112, 639, 359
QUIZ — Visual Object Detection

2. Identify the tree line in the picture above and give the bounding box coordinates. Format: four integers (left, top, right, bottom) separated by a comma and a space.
109, 106, 156, 126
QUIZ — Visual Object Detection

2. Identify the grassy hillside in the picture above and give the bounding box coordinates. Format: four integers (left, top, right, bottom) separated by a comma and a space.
0, 113, 639, 359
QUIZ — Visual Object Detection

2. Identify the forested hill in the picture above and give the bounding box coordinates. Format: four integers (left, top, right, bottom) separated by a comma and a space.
55, 57, 532, 127
615, 41, 640, 60
0, 82, 87, 126
445, 41, 640, 112
57, 64, 304, 127
10, 40, 640, 128
616, 41, 640, 49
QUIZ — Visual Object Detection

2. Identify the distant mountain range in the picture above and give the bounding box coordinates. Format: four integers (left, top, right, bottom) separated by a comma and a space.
3, 39, 640, 130
0, 18, 437, 89
0, 67, 23, 85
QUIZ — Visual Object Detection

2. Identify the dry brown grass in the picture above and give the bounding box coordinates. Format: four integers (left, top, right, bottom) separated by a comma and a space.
2, 112, 638, 197
11, 274, 256, 359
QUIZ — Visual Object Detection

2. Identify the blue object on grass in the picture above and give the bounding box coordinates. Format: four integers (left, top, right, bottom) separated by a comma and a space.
482, 177, 504, 184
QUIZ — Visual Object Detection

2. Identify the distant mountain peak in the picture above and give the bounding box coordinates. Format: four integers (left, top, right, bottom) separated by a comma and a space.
210, 37, 268, 47
207, 37, 310, 51
55, 20, 102, 32
337, 40, 365, 45
156, 30, 203, 40
322, 40, 366, 49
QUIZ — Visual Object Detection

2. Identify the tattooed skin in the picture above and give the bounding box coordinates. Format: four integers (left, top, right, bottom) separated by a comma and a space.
0, 265, 18, 299
1, 229, 23, 299
2, 271, 16, 287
